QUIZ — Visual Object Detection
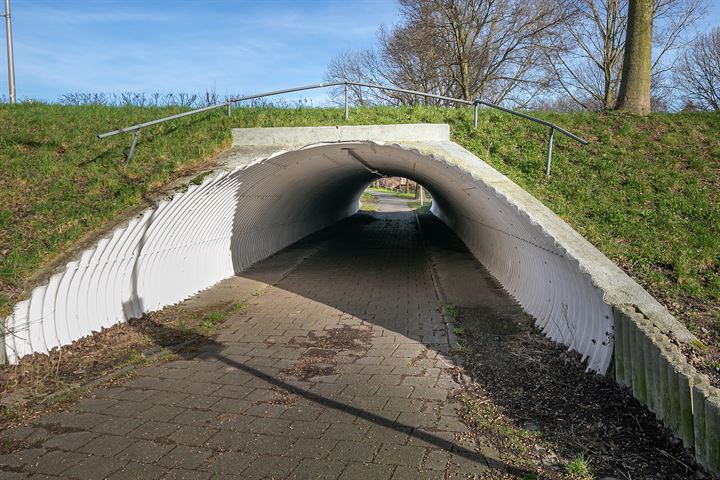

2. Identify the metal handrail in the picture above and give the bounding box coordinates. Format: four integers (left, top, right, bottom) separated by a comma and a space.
97, 81, 588, 175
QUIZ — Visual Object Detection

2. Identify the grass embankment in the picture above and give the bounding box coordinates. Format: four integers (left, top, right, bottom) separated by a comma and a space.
1, 104, 718, 374
359, 191, 379, 211
368, 186, 417, 199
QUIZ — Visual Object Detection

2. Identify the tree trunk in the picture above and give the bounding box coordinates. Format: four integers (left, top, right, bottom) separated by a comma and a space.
616, 0, 653, 113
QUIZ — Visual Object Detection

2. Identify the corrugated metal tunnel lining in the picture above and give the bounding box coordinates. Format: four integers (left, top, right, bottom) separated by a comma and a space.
4, 130, 614, 372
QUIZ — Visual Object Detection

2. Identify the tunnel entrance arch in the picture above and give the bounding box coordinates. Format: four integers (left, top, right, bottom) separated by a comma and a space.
5, 124, 689, 375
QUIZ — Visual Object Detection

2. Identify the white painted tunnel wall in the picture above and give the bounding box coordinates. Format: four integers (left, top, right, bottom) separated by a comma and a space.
3, 141, 613, 372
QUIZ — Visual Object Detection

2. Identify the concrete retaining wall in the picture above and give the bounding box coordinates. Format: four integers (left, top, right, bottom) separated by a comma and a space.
614, 305, 719, 474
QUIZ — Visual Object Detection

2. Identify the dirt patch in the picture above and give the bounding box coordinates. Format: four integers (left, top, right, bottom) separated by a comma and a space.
282, 325, 372, 380
451, 306, 707, 479
666, 297, 720, 387
0, 297, 245, 431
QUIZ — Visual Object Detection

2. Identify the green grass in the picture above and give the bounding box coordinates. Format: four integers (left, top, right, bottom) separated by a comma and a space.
446, 304, 461, 321
199, 310, 226, 333
359, 191, 379, 211
1, 104, 718, 347
231, 301, 248, 314
368, 186, 416, 199
565, 454, 592, 479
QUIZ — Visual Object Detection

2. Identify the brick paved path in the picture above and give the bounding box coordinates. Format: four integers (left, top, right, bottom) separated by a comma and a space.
1, 212, 502, 479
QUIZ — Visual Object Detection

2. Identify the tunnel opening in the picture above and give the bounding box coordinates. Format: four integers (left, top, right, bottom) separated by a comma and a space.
359, 177, 432, 214
4, 128, 613, 374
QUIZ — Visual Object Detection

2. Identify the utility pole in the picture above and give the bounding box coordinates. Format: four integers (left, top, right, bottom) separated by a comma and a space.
3, 0, 16, 104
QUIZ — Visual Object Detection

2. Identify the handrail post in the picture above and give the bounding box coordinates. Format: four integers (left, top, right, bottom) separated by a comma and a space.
126, 129, 140, 163
226, 102, 232, 116
545, 126, 555, 177
344, 83, 349, 121
473, 101, 478, 129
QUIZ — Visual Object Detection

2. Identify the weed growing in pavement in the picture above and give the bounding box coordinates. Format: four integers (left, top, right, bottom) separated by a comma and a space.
457, 392, 540, 470
200, 310, 226, 332
446, 304, 461, 320
231, 301, 248, 314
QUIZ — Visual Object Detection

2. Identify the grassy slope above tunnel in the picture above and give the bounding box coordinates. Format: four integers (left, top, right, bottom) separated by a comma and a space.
1, 104, 718, 377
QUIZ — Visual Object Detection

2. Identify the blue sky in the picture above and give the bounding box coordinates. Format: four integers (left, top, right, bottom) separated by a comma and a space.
2, 0, 719, 104
3, 0, 399, 103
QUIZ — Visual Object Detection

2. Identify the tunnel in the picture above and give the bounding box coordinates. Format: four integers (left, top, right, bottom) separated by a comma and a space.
4, 124, 619, 372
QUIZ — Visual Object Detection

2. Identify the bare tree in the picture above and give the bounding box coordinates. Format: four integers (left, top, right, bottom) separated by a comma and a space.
326, 0, 569, 107
616, 0, 654, 113
543, 0, 705, 110
674, 27, 720, 111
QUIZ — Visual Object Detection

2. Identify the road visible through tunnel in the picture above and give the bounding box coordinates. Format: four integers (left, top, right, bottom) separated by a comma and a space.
0, 205, 700, 478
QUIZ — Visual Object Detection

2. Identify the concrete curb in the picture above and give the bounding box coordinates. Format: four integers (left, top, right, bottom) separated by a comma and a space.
614, 305, 719, 474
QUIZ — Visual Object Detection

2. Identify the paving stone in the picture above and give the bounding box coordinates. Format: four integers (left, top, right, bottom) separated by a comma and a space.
105, 388, 158, 403
0, 448, 45, 469
376, 386, 414, 398
437, 415, 469, 432
316, 409, 358, 424
0, 471, 28, 479
423, 449, 451, 470
42, 431, 97, 451
58, 454, 127, 478
78, 434, 134, 457
244, 403, 288, 418
287, 420, 330, 438
285, 438, 338, 459
175, 395, 221, 410
203, 451, 254, 475
369, 375, 402, 386
241, 455, 299, 478
136, 404, 186, 423
363, 425, 412, 446
209, 398, 253, 415
72, 397, 119, 414
247, 417, 292, 435
26, 450, 86, 475
338, 462, 395, 480
105, 400, 151, 418
0, 426, 47, 443
171, 409, 217, 427
449, 451, 490, 475
168, 426, 219, 447
410, 388, 448, 401
382, 398, 425, 414
390, 466, 438, 479
128, 421, 180, 441
107, 460, 167, 480
331, 440, 379, 463
116, 440, 174, 464
238, 434, 295, 455
373, 444, 426, 467
158, 445, 213, 470
161, 469, 213, 480
203, 429, 244, 451
396, 412, 438, 429
92, 416, 146, 436
348, 396, 389, 412
41, 412, 107, 431
288, 458, 347, 479
323, 422, 370, 441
